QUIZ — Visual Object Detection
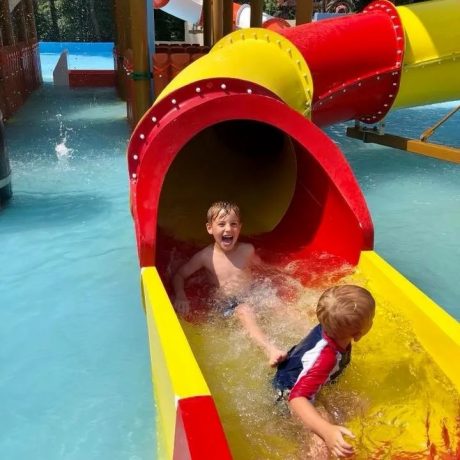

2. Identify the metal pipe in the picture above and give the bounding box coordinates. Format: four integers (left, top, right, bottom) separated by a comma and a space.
420, 105, 459, 142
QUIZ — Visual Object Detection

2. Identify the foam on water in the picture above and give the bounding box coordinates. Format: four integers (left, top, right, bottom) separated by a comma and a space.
181, 261, 460, 459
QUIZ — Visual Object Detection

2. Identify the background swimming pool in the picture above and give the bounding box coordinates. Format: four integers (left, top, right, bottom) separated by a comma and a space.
39, 42, 115, 83
0, 46, 459, 459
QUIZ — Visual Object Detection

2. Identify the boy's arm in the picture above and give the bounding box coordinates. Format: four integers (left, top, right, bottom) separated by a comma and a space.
172, 250, 206, 314
251, 246, 263, 266
288, 348, 355, 457
234, 304, 287, 366
248, 244, 283, 276
289, 397, 355, 458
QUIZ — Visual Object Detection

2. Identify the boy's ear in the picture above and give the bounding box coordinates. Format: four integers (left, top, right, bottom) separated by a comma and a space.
206, 222, 213, 234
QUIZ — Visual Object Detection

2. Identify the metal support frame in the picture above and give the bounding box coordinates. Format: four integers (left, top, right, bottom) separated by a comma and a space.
347, 112, 460, 164
420, 105, 459, 142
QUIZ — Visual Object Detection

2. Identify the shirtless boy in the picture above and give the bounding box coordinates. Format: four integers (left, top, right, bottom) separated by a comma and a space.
173, 201, 287, 367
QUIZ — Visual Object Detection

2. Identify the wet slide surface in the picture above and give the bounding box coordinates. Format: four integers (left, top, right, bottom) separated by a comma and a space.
132, 0, 460, 457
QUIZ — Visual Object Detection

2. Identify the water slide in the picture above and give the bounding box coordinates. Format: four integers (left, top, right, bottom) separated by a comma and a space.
128, 0, 460, 457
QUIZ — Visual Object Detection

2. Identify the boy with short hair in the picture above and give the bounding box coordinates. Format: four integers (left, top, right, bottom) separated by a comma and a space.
173, 201, 287, 367
274, 284, 376, 458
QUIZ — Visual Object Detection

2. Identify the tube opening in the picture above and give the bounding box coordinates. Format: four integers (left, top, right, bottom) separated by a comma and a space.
157, 119, 297, 246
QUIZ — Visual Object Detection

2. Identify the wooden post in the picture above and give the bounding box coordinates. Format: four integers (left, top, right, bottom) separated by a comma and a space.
202, 0, 213, 46
0, 0, 15, 45
130, 0, 152, 124
296, 0, 313, 25
16, 1, 28, 43
222, 0, 233, 36
25, 0, 38, 43
212, 0, 223, 43
114, 0, 128, 99
250, 0, 263, 27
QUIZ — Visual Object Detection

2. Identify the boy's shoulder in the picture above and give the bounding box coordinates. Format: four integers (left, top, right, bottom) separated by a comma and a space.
197, 244, 215, 257
191, 244, 215, 269
236, 242, 255, 253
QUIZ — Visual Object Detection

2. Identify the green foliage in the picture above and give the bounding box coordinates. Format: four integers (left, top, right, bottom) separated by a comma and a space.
34, 0, 55, 41
34, 0, 425, 43
35, 0, 184, 43
154, 10, 185, 42
35, 0, 114, 42
264, 0, 280, 16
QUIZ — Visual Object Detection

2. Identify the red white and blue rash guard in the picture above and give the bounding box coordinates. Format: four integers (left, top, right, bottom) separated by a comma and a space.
273, 324, 351, 401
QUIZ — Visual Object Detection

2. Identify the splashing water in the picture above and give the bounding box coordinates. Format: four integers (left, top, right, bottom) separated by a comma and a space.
178, 256, 460, 459
55, 114, 74, 161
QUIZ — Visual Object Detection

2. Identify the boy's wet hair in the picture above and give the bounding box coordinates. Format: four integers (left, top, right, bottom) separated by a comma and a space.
316, 285, 375, 339
207, 201, 241, 223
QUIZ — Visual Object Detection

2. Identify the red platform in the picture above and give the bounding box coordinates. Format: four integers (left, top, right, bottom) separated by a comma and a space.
68, 70, 116, 88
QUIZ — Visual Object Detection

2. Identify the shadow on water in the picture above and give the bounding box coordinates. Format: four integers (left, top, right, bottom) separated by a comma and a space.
0, 192, 110, 233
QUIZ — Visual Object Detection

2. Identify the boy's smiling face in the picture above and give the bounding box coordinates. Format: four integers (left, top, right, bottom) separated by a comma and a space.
206, 209, 242, 252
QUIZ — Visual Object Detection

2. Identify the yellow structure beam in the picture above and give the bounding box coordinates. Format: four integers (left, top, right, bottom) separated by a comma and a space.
346, 126, 460, 164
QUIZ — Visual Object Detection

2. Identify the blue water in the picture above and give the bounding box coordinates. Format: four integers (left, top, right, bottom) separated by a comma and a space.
39, 42, 115, 83
1, 45, 459, 459
0, 85, 155, 459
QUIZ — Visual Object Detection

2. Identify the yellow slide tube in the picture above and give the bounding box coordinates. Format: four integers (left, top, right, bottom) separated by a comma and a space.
156, 28, 314, 117
394, 0, 460, 109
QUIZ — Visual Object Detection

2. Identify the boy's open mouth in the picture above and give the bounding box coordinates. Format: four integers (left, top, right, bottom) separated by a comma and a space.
222, 235, 233, 244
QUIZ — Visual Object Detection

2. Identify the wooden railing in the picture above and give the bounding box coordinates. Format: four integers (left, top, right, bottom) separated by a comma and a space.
0, 42, 41, 120
122, 44, 211, 128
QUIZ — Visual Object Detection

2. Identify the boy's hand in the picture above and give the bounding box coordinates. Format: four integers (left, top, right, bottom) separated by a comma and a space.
268, 347, 288, 367
174, 297, 190, 316
323, 425, 355, 458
